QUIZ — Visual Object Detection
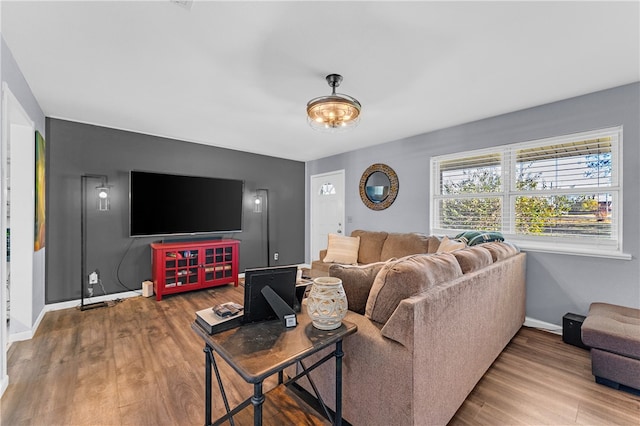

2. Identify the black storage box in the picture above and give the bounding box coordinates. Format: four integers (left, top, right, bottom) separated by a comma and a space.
563, 313, 589, 349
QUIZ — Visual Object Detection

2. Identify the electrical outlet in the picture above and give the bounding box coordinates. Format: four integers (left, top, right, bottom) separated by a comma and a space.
274, 252, 279, 261
89, 271, 99, 285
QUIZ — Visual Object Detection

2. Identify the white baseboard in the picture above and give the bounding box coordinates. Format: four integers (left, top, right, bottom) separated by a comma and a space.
0, 375, 8, 398
31, 306, 47, 337
44, 289, 142, 312
8, 330, 33, 343
524, 316, 563, 335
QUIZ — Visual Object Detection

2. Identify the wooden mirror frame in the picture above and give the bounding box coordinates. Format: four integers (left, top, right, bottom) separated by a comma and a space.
359, 163, 399, 210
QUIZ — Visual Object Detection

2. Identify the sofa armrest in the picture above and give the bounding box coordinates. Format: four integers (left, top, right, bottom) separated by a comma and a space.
380, 297, 418, 352
319, 249, 327, 261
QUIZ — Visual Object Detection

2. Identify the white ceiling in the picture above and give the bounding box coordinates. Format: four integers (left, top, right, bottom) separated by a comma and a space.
2, 1, 639, 162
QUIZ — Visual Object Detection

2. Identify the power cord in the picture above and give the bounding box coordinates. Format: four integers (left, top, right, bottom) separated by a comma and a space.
98, 277, 107, 297
116, 237, 143, 295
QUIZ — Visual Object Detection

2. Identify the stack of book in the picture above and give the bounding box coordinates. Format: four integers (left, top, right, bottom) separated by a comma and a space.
195, 302, 244, 334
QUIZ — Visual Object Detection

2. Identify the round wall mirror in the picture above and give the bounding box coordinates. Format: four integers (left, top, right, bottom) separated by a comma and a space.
359, 163, 399, 210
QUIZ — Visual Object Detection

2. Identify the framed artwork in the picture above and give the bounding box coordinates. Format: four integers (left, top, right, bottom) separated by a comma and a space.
34, 131, 46, 251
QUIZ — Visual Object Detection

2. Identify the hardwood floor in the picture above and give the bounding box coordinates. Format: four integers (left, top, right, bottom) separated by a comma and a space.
450, 327, 640, 425
1, 284, 638, 425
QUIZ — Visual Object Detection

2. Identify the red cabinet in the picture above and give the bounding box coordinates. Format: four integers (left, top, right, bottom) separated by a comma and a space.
151, 239, 239, 301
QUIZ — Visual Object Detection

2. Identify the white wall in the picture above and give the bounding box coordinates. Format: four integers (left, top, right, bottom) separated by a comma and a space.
0, 32, 46, 397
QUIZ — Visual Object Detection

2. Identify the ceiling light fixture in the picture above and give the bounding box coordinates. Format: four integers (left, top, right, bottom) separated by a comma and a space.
306, 74, 361, 132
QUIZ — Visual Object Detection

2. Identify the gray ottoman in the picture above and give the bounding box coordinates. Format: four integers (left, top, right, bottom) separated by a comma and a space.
581, 302, 640, 392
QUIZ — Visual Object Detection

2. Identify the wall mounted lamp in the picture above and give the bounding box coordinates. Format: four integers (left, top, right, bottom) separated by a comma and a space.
253, 193, 263, 213
96, 184, 111, 211
254, 189, 270, 266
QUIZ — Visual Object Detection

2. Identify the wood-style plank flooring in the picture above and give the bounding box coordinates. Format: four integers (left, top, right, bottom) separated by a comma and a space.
2, 284, 639, 425
451, 325, 640, 425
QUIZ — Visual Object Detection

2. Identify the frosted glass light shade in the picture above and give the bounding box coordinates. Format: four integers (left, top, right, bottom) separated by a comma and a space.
96, 186, 110, 211
253, 195, 263, 213
307, 74, 361, 133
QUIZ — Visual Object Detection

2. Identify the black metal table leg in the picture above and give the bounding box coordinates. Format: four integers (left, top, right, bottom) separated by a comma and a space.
192, 319, 356, 426
251, 382, 264, 426
204, 346, 212, 426
335, 340, 344, 426
206, 344, 237, 426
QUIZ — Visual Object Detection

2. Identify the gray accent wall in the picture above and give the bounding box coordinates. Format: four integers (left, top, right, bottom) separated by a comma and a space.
306, 82, 640, 326
46, 118, 305, 303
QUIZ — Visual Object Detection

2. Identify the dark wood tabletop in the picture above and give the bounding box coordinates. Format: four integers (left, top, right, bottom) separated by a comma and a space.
192, 309, 357, 384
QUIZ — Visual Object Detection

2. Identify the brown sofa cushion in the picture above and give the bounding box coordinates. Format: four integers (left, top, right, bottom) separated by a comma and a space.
351, 230, 389, 264
426, 235, 443, 253
365, 253, 463, 324
452, 246, 494, 274
479, 242, 520, 262
329, 261, 390, 314
380, 233, 434, 261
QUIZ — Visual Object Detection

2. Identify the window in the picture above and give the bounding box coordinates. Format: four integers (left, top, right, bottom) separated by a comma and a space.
319, 182, 336, 195
431, 127, 625, 258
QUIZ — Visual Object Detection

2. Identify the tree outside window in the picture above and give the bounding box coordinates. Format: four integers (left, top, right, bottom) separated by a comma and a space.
432, 128, 620, 253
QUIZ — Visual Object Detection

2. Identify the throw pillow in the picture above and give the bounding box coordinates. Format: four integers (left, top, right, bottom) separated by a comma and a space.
452, 246, 493, 274
365, 253, 463, 324
351, 230, 389, 264
436, 236, 466, 253
323, 233, 360, 265
329, 261, 391, 314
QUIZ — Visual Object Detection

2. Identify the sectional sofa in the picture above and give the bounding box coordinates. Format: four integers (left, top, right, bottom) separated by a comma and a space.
300, 231, 526, 425
309, 230, 443, 278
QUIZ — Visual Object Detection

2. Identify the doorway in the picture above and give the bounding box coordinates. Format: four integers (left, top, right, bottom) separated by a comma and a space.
1, 85, 36, 396
310, 170, 345, 261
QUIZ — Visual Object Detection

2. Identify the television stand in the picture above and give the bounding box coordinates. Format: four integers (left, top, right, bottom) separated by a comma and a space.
151, 239, 239, 300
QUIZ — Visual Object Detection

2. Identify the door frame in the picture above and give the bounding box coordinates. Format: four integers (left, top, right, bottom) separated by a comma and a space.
1, 84, 36, 397
309, 169, 346, 262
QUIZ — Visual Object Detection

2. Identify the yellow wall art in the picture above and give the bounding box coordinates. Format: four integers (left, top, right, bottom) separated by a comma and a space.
35, 131, 46, 251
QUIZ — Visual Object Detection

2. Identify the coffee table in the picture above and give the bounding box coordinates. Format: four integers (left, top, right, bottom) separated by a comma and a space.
191, 308, 357, 426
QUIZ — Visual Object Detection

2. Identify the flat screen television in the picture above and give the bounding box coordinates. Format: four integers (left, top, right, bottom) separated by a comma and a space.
129, 171, 244, 237
243, 265, 298, 324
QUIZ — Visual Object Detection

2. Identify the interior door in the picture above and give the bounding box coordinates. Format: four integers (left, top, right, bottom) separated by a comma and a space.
310, 170, 345, 261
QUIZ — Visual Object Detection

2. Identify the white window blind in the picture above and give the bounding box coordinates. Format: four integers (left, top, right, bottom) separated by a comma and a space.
437, 153, 503, 231
431, 127, 623, 256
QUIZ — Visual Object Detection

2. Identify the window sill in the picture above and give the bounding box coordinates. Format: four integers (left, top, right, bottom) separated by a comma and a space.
513, 241, 632, 260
